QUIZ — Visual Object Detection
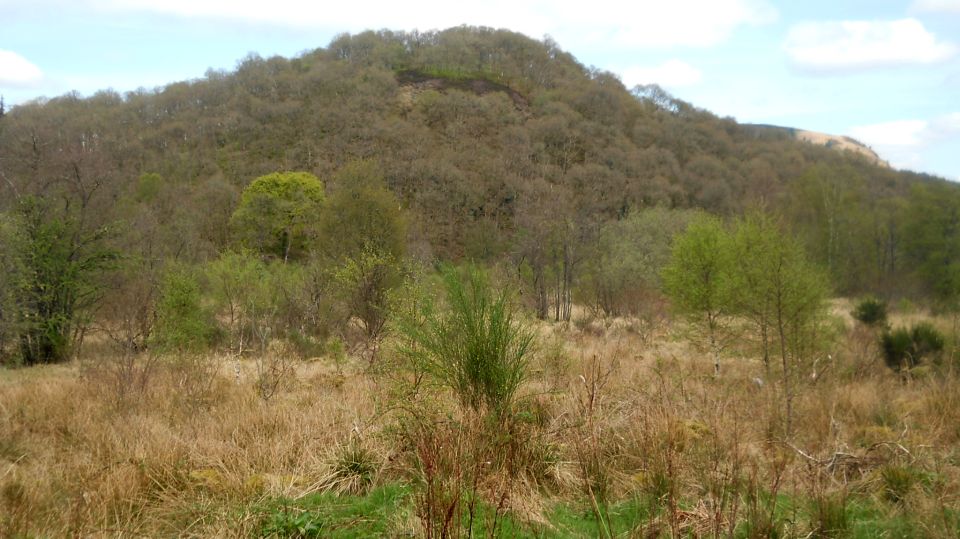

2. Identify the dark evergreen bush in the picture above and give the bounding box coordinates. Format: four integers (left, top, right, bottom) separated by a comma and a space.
880, 328, 913, 370
880, 322, 944, 371
910, 322, 945, 361
852, 297, 888, 327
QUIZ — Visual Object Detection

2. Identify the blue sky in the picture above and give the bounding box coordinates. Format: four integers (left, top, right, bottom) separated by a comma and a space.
2, 0, 958, 180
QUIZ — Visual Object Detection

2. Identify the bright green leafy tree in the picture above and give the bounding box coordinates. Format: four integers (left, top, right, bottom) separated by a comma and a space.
728, 212, 829, 436
231, 171, 325, 262
662, 214, 734, 376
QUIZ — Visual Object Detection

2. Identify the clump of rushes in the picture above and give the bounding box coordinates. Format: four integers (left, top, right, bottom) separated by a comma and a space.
318, 439, 381, 496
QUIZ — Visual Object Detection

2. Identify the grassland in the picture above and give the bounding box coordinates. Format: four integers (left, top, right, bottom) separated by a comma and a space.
2, 303, 959, 537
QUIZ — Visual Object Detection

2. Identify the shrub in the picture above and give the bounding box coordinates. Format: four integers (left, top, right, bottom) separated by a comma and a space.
398, 265, 533, 416
2, 198, 116, 365
151, 266, 219, 407
910, 322, 945, 361
334, 249, 404, 341
151, 267, 216, 355
852, 297, 888, 327
880, 322, 945, 371
880, 328, 913, 370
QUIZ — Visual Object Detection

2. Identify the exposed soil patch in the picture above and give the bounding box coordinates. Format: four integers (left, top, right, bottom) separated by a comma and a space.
396, 69, 529, 111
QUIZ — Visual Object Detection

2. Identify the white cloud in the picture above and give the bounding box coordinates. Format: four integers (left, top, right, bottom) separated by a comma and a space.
849, 113, 960, 171
912, 0, 960, 13
784, 18, 955, 73
0, 50, 43, 87
620, 60, 703, 88
88, 0, 776, 49
849, 119, 929, 147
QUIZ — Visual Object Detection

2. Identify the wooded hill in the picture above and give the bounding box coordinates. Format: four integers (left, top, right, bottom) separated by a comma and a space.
1, 26, 959, 362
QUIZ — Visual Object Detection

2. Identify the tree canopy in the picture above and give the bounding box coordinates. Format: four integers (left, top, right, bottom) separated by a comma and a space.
231, 171, 325, 261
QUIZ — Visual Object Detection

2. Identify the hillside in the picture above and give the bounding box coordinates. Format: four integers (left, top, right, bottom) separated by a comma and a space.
0, 27, 958, 303
744, 124, 888, 167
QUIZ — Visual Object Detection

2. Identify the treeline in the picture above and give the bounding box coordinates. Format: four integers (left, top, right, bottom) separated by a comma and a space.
1, 26, 959, 365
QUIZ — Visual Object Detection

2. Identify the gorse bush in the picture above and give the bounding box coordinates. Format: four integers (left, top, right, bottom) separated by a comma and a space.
880, 322, 945, 371
399, 265, 533, 415
852, 297, 888, 327
880, 328, 913, 370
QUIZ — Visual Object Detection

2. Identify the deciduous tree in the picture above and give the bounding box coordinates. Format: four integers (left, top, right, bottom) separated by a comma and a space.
231, 171, 325, 261
662, 214, 733, 376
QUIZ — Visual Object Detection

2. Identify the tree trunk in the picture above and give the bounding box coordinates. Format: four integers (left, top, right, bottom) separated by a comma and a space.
707, 314, 720, 378
778, 315, 792, 438
761, 319, 770, 374
534, 267, 548, 320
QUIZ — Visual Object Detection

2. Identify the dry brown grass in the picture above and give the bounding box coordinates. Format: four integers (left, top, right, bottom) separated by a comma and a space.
0, 354, 387, 537
2, 306, 960, 537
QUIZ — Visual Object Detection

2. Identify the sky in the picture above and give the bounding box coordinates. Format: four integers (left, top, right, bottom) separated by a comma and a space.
1, 0, 958, 180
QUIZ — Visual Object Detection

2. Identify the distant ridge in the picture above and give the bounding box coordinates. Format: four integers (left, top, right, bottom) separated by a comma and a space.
744, 124, 888, 168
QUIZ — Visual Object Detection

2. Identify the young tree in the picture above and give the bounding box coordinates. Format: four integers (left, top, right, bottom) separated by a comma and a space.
662, 214, 733, 376
151, 266, 215, 355
728, 213, 780, 370
320, 162, 407, 340
231, 171, 325, 262
728, 213, 829, 436
205, 251, 267, 354
4, 198, 115, 365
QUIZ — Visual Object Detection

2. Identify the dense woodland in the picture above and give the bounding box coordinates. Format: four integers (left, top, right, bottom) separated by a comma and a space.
1, 26, 959, 366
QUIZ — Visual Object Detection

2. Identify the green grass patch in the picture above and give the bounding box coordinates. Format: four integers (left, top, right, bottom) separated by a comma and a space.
418, 66, 503, 83
732, 490, 932, 539
253, 482, 950, 538
257, 483, 412, 538
254, 485, 652, 538
843, 499, 919, 539
255, 482, 531, 538
540, 496, 652, 537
